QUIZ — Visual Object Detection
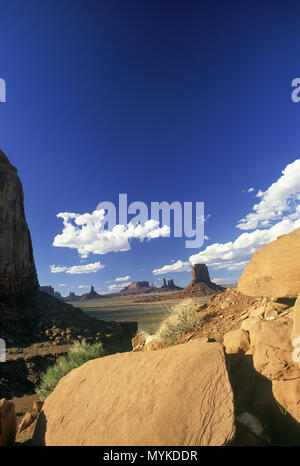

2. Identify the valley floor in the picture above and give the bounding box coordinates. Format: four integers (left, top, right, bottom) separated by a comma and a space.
77, 294, 210, 334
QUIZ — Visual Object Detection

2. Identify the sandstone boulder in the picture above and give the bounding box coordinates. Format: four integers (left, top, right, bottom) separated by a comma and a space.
131, 331, 148, 351
240, 307, 300, 425
223, 329, 250, 355
0, 399, 17, 446
18, 411, 36, 434
248, 318, 299, 381
272, 379, 300, 423
33, 342, 235, 446
238, 227, 300, 298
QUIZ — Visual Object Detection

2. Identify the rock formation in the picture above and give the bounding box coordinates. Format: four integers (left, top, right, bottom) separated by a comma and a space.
214, 226, 300, 443
191, 263, 211, 284
174, 264, 225, 298
0, 151, 138, 353
161, 278, 180, 290
0, 151, 39, 306
123, 281, 150, 291
63, 286, 105, 302
33, 341, 235, 446
40, 286, 63, 300
78, 285, 105, 301
238, 228, 300, 298
63, 291, 81, 302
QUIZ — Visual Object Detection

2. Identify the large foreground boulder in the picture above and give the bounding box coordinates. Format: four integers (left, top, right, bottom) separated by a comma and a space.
33, 341, 235, 446
238, 228, 300, 298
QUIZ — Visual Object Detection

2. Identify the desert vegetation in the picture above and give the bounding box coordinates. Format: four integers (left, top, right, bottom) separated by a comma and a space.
156, 299, 204, 346
35, 339, 105, 400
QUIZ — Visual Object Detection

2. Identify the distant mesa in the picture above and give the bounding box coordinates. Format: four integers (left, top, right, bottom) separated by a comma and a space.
122, 281, 150, 291
175, 264, 225, 298
64, 286, 106, 302
40, 286, 63, 301
118, 279, 182, 296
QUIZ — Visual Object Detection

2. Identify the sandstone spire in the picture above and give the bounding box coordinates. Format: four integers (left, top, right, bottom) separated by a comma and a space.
191, 264, 211, 284
174, 263, 225, 298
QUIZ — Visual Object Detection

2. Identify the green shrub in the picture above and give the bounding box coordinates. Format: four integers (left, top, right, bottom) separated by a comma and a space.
156, 299, 203, 346
35, 339, 105, 400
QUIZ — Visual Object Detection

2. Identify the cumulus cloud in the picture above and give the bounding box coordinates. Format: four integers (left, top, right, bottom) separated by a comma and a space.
238, 160, 300, 230
108, 281, 131, 291
50, 261, 104, 275
154, 160, 300, 273
212, 277, 239, 284
188, 160, 300, 271
53, 210, 170, 258
115, 275, 131, 282
189, 217, 300, 270
153, 259, 192, 275
78, 285, 90, 289
247, 187, 254, 192
50, 265, 67, 273
108, 284, 119, 291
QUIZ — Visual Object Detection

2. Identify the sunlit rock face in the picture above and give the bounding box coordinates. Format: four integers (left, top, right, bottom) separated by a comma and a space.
238, 228, 300, 298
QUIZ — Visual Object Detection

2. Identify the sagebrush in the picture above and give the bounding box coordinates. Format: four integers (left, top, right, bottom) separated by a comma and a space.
156, 299, 203, 346
35, 339, 105, 400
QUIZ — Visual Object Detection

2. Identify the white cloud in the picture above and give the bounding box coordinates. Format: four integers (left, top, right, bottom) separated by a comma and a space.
53, 210, 170, 258
50, 265, 67, 273
247, 187, 254, 192
238, 159, 300, 230
115, 275, 131, 282
108, 284, 119, 291
153, 259, 192, 275
66, 262, 104, 274
108, 281, 131, 291
50, 261, 104, 275
189, 217, 300, 271
57, 283, 67, 287
78, 285, 90, 289
212, 277, 239, 284
153, 160, 300, 273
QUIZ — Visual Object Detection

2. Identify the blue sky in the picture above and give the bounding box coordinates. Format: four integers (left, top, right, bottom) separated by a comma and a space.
1, 0, 300, 295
